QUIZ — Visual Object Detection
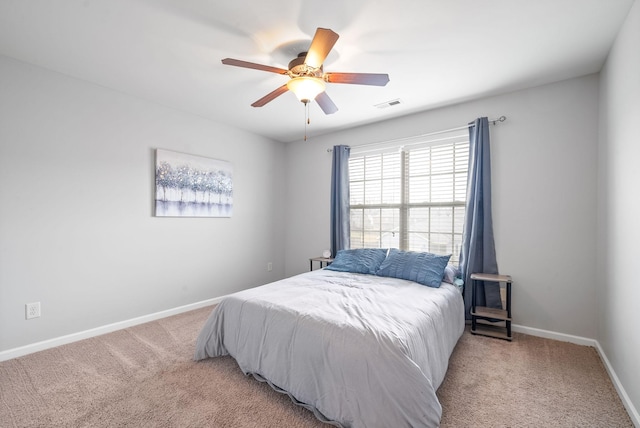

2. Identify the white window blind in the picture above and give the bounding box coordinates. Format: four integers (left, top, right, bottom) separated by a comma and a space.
349, 133, 469, 264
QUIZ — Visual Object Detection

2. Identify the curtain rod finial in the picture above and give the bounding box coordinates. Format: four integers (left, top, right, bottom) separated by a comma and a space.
491, 116, 506, 125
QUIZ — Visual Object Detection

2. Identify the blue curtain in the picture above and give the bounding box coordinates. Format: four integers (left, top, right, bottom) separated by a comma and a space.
330, 145, 351, 257
459, 118, 501, 319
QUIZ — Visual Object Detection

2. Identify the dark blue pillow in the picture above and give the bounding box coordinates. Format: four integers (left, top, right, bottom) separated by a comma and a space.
376, 249, 451, 288
325, 248, 388, 275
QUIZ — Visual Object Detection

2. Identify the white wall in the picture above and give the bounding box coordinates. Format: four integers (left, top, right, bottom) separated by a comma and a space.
0, 55, 286, 352
598, 0, 640, 418
285, 74, 600, 339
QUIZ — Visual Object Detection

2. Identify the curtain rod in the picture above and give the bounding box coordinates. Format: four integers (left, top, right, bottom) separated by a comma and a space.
326, 116, 506, 153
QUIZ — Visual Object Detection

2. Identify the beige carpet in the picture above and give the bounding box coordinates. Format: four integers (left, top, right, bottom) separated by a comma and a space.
0, 306, 633, 427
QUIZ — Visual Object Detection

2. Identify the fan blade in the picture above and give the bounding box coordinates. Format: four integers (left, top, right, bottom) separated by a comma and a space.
251, 84, 289, 107
315, 91, 338, 115
325, 72, 390, 86
304, 28, 339, 69
222, 58, 288, 75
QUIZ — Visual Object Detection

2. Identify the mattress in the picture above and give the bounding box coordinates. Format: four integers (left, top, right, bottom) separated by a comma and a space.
194, 268, 464, 427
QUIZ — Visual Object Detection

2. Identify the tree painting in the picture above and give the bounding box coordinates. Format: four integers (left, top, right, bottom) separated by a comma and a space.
155, 149, 233, 217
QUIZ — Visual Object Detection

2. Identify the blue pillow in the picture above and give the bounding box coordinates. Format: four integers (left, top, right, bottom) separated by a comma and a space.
376, 249, 451, 288
325, 248, 388, 275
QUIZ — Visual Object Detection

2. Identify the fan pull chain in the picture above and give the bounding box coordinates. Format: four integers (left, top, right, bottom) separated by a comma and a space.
304, 101, 310, 141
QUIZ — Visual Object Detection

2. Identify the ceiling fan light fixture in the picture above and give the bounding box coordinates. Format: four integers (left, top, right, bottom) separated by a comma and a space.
287, 76, 326, 103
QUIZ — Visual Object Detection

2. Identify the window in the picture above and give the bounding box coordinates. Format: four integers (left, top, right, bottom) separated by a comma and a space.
349, 134, 469, 264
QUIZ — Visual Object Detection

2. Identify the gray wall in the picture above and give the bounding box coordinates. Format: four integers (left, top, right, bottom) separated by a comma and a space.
0, 55, 286, 352
284, 74, 600, 340
598, 0, 640, 418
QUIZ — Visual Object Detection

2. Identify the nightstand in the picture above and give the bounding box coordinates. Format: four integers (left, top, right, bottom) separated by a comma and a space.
470, 273, 513, 341
309, 257, 333, 271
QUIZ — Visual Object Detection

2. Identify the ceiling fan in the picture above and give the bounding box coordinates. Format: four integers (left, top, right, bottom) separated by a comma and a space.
221, 27, 390, 115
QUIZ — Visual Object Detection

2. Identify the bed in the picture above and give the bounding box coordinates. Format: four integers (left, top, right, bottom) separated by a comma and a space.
194, 248, 465, 428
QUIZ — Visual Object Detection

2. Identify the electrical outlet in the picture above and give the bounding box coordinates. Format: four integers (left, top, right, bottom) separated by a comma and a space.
267, 262, 273, 272
26, 302, 41, 320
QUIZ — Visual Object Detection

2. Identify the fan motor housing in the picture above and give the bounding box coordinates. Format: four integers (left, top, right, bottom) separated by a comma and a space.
288, 52, 323, 78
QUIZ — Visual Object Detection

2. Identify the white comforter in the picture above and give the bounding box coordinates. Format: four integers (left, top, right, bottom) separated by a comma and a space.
194, 269, 464, 428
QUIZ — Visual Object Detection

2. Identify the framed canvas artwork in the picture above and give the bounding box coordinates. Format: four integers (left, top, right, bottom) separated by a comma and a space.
155, 149, 233, 217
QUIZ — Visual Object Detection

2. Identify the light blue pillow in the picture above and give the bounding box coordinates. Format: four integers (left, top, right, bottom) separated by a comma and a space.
443, 264, 459, 284
325, 248, 388, 275
376, 249, 451, 288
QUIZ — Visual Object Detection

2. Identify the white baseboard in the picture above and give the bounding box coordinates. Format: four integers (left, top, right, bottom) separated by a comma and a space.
512, 323, 639, 427
594, 341, 640, 427
0, 296, 223, 363
511, 323, 597, 347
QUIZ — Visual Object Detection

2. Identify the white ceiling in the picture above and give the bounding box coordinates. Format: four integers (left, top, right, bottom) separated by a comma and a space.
0, 0, 634, 143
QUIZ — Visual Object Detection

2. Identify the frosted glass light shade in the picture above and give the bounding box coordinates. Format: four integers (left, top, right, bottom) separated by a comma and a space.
286, 77, 326, 103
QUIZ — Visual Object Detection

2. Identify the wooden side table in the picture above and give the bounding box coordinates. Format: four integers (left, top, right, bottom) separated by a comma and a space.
470, 273, 513, 341
309, 257, 334, 271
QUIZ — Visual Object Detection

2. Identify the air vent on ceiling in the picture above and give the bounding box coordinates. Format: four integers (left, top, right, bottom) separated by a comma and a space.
375, 99, 402, 109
